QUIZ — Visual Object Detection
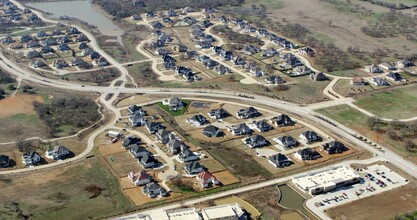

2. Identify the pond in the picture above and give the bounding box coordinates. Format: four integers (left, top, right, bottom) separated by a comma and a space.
278, 184, 318, 220
27, 0, 123, 37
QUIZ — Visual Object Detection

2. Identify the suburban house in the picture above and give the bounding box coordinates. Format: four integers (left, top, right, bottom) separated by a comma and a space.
214, 65, 231, 75
139, 154, 158, 168
145, 122, 164, 134
165, 9, 177, 17
208, 108, 228, 119
379, 62, 396, 70
70, 58, 88, 67
265, 75, 285, 84
66, 27, 80, 35
261, 48, 278, 58
322, 141, 349, 154
31, 59, 46, 68
40, 46, 54, 54
26, 40, 40, 48
396, 59, 414, 68
128, 170, 151, 186
229, 123, 252, 136
299, 131, 321, 143
293, 65, 312, 76
168, 97, 184, 111
184, 161, 205, 175
162, 17, 174, 24
369, 77, 389, 86
310, 72, 327, 81
365, 64, 384, 74
236, 107, 260, 119
275, 136, 298, 148
155, 128, 174, 144
129, 145, 149, 158
76, 34, 89, 42
294, 148, 322, 161
93, 57, 109, 66
41, 37, 57, 46
178, 148, 199, 163
20, 34, 33, 43
182, 16, 197, 26
255, 120, 273, 132
202, 125, 222, 137
150, 21, 164, 29
282, 53, 302, 68
128, 105, 145, 116
45, 146, 70, 160
58, 43, 70, 52
131, 14, 142, 20
270, 114, 295, 127
268, 153, 292, 168
26, 50, 41, 58
145, 11, 156, 18
242, 44, 260, 55
129, 113, 146, 127
2, 36, 14, 44
298, 47, 315, 56
232, 56, 246, 66
197, 171, 219, 188
187, 114, 207, 126
351, 78, 367, 86
122, 136, 141, 149
0, 155, 10, 168
22, 151, 41, 166
386, 72, 404, 82
37, 31, 48, 38
53, 59, 68, 69
167, 139, 186, 154
243, 135, 268, 148
142, 182, 168, 198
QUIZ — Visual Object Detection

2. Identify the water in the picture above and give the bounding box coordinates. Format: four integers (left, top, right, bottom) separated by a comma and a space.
27, 0, 123, 37
278, 184, 318, 220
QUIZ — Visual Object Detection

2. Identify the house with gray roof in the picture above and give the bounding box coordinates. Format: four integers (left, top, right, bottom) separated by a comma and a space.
236, 107, 260, 119
122, 136, 141, 149
142, 182, 167, 198
139, 154, 158, 168
145, 122, 164, 134
22, 151, 41, 166
294, 148, 321, 161
270, 114, 295, 127
268, 153, 292, 168
243, 135, 268, 148
184, 161, 205, 175
187, 114, 207, 126
255, 120, 273, 132
275, 136, 298, 148
129, 145, 149, 158
167, 139, 186, 154
203, 125, 222, 137
208, 108, 228, 119
45, 146, 70, 160
229, 123, 252, 136
178, 148, 198, 163
168, 97, 184, 111
299, 131, 321, 143
322, 141, 349, 154
155, 128, 174, 144
0, 155, 10, 168
128, 105, 145, 116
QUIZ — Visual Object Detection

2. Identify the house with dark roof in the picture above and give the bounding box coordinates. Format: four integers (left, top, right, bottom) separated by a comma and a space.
255, 120, 273, 132
369, 77, 389, 86
299, 131, 321, 143
122, 136, 141, 149
310, 72, 327, 81
129, 145, 149, 158
203, 125, 222, 137
168, 97, 184, 111
76, 34, 89, 42
265, 75, 285, 84
2, 36, 14, 44
27, 14, 40, 23
298, 47, 315, 56
129, 113, 146, 127
236, 107, 260, 119
155, 129, 174, 144
41, 37, 57, 47
165, 9, 177, 17
58, 43, 71, 52
142, 182, 167, 198
31, 59, 46, 68
26, 40, 40, 48
26, 50, 41, 59
242, 45, 260, 55
45, 146, 70, 160
322, 141, 349, 154
282, 53, 302, 68
53, 59, 68, 69
229, 123, 252, 136
386, 72, 404, 82
139, 154, 158, 168
0, 155, 10, 168
128, 105, 145, 116
178, 148, 199, 163
66, 27, 80, 35
294, 148, 321, 161
150, 21, 164, 29
214, 65, 231, 75
40, 45, 54, 54
197, 171, 219, 188
268, 153, 292, 168
128, 170, 151, 186
243, 135, 268, 148
145, 11, 155, 18
167, 139, 186, 154
270, 114, 295, 127
232, 56, 246, 66
22, 151, 41, 166
145, 122, 164, 134
131, 14, 142, 21
261, 48, 278, 58
184, 161, 205, 175
187, 114, 207, 126
57, 35, 71, 44
396, 59, 414, 68
93, 57, 109, 66
51, 29, 63, 36
162, 17, 174, 24
208, 108, 228, 119
365, 64, 384, 74
70, 58, 88, 67
20, 35, 33, 43
183, 16, 197, 26
274, 136, 298, 148
36, 31, 48, 38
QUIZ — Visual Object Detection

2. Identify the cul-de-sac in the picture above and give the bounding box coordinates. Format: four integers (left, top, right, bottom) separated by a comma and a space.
0, 0, 417, 219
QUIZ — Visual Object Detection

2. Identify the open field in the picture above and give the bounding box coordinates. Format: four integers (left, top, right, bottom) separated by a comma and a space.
0, 159, 134, 220
333, 79, 375, 97
317, 105, 417, 163
326, 172, 417, 220
126, 62, 161, 87
354, 85, 417, 119
212, 170, 240, 186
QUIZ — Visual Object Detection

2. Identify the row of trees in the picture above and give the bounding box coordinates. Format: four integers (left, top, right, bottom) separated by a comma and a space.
33, 96, 100, 137
359, 0, 410, 10
92, 0, 244, 18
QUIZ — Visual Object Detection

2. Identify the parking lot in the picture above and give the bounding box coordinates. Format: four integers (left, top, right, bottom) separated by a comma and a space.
307, 164, 408, 211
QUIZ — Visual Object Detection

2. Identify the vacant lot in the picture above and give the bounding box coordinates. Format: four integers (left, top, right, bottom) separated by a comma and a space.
0, 159, 133, 220
333, 79, 375, 97
317, 105, 417, 163
354, 86, 417, 119
326, 182, 417, 220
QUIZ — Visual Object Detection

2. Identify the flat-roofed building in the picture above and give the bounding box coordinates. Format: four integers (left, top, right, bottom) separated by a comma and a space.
201, 203, 245, 220
292, 166, 360, 195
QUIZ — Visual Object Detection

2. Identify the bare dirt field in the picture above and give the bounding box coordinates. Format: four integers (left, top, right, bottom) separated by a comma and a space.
104, 151, 141, 177
213, 170, 240, 186
98, 142, 125, 156
123, 188, 156, 206
116, 95, 153, 108
0, 95, 43, 118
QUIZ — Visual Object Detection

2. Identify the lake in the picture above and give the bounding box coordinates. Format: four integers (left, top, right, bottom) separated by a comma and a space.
27, 0, 123, 37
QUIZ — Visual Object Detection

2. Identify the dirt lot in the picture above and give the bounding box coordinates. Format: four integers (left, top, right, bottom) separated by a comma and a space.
104, 151, 141, 177
98, 142, 125, 156
0, 95, 43, 118
116, 95, 153, 108
213, 170, 240, 186
326, 183, 417, 220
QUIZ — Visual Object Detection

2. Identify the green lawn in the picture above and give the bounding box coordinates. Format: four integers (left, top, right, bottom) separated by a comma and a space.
354, 86, 417, 119
156, 99, 191, 116
317, 104, 368, 128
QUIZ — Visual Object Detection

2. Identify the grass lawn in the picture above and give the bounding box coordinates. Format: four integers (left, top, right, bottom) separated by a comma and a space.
0, 159, 134, 220
354, 86, 417, 119
326, 69, 369, 77
0, 113, 49, 142
156, 99, 191, 116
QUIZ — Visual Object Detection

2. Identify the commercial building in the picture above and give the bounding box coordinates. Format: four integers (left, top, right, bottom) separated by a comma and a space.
201, 203, 246, 220
292, 166, 360, 195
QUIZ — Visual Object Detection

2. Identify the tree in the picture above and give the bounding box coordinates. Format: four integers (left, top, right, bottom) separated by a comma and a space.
0, 88, 5, 99
297, 10, 304, 18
